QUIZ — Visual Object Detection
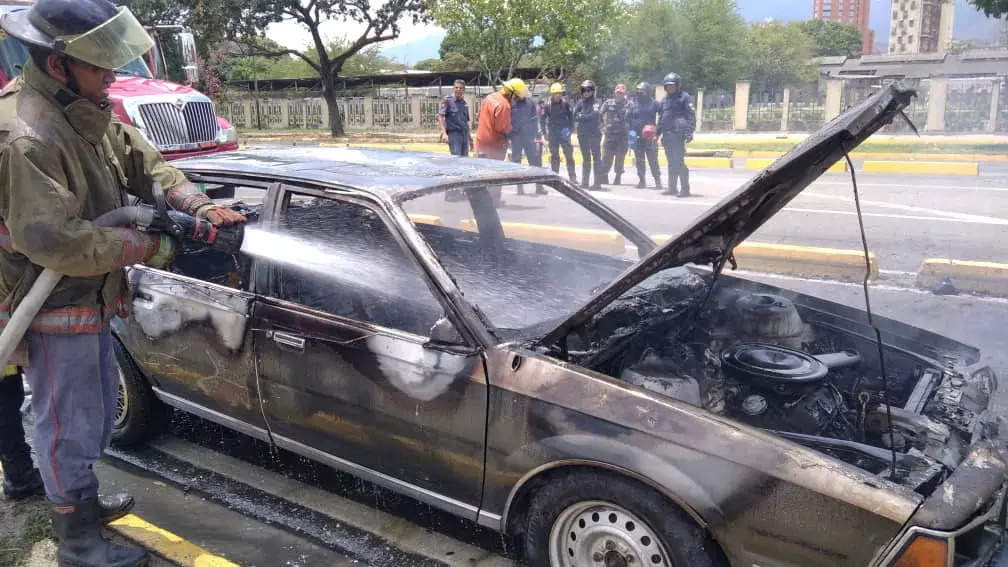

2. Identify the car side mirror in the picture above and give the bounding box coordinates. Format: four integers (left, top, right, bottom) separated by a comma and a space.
429, 316, 464, 345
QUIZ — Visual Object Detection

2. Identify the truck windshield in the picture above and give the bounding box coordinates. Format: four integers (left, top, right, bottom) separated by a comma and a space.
0, 35, 152, 82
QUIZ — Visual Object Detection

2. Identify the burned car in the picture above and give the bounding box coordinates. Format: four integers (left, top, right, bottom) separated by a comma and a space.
112, 86, 1007, 567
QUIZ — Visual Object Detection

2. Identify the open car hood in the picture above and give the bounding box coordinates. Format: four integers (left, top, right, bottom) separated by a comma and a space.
539, 85, 915, 347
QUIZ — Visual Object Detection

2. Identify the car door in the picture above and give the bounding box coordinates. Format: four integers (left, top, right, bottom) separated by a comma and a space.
250, 186, 488, 517
116, 180, 268, 429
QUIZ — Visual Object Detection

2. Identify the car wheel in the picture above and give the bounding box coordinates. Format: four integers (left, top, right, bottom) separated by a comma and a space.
111, 339, 162, 447
524, 471, 723, 567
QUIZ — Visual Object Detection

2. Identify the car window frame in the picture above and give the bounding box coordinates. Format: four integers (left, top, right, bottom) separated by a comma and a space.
255, 182, 481, 349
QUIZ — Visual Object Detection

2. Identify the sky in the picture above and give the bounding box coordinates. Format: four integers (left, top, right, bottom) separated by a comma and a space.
263, 0, 1003, 65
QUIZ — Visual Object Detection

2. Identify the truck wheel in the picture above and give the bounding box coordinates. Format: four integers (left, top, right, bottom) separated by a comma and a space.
524, 470, 723, 567
111, 340, 162, 447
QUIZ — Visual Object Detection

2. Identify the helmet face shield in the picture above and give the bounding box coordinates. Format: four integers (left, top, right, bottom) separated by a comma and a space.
57, 8, 153, 70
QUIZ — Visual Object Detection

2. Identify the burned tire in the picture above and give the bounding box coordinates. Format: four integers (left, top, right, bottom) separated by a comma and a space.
111, 339, 162, 447
524, 471, 723, 567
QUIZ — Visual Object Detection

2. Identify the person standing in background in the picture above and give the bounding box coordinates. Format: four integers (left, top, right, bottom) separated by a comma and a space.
540, 82, 577, 184
574, 80, 604, 190
438, 79, 471, 157
600, 83, 630, 185
628, 82, 662, 190
657, 72, 696, 197
509, 89, 546, 195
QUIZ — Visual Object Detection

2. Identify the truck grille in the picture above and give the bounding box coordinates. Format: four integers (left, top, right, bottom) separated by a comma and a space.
137, 101, 218, 148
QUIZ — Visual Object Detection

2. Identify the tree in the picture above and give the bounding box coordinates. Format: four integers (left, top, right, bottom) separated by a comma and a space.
184, 0, 430, 136
438, 52, 472, 71
744, 22, 817, 91
414, 58, 441, 71
431, 0, 620, 85
969, 0, 1008, 18
797, 19, 863, 56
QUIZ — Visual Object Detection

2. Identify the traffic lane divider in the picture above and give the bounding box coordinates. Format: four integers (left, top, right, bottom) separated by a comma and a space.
917, 259, 1008, 297
745, 158, 847, 173
459, 219, 627, 256
862, 160, 979, 176
408, 214, 442, 226
651, 236, 877, 281
109, 514, 239, 567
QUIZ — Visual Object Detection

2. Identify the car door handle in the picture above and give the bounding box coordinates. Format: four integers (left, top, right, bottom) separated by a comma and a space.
270, 331, 306, 351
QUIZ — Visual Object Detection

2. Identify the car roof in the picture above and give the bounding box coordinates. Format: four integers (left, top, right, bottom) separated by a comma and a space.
175, 147, 555, 197
0, 2, 32, 14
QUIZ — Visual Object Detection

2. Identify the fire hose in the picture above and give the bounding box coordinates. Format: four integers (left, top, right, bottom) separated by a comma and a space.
0, 182, 243, 366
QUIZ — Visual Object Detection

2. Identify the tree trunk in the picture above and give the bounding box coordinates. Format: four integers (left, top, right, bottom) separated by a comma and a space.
323, 87, 345, 137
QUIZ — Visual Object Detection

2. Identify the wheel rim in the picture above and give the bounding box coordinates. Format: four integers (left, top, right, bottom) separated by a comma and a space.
548, 500, 672, 567
114, 368, 129, 428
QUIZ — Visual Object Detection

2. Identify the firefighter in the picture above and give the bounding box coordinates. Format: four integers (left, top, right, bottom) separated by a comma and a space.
438, 79, 471, 157
540, 82, 577, 184
574, 80, 604, 190
600, 83, 631, 185
657, 72, 696, 197
628, 82, 662, 190
476, 77, 527, 161
0, 366, 43, 500
509, 87, 546, 195
0, 1, 245, 565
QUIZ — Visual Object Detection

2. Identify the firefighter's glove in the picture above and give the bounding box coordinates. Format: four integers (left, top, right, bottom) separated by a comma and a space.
197, 204, 247, 227
145, 233, 176, 269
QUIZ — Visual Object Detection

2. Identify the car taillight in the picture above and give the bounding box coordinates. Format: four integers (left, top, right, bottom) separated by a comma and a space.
891, 535, 948, 567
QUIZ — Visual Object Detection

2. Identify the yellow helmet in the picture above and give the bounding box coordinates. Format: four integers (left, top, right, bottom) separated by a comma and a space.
502, 78, 529, 99
549, 82, 565, 94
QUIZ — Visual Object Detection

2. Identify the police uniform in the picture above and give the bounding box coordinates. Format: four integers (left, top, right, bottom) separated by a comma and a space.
439, 94, 470, 156
540, 98, 577, 182
574, 95, 604, 189
509, 96, 543, 194
600, 96, 630, 184
658, 90, 696, 196
628, 94, 662, 189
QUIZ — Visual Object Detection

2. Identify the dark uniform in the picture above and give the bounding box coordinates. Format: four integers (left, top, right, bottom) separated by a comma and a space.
628, 93, 662, 189
600, 96, 630, 185
509, 96, 544, 194
540, 98, 577, 183
574, 94, 604, 189
658, 90, 696, 196
439, 95, 470, 156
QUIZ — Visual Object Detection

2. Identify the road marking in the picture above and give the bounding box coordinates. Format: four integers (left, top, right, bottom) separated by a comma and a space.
585, 192, 1008, 226
804, 192, 1008, 225
109, 514, 239, 567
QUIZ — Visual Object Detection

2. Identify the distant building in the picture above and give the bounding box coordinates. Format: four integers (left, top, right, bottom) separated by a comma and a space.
811, 0, 874, 54
888, 0, 956, 54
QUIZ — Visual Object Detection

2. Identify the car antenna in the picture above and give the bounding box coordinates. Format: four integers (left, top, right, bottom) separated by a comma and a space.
843, 144, 898, 482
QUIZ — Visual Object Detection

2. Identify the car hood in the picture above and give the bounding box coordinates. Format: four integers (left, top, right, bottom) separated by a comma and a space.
109, 76, 203, 98
539, 85, 915, 346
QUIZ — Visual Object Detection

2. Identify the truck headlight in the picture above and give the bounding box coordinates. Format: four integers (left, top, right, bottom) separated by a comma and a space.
216, 125, 237, 145
891, 535, 948, 567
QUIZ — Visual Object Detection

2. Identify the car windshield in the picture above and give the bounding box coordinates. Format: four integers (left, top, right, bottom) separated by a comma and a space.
401, 180, 643, 334
116, 58, 154, 79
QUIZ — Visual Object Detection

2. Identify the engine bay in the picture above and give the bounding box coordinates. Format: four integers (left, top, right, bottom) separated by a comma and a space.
556, 270, 996, 493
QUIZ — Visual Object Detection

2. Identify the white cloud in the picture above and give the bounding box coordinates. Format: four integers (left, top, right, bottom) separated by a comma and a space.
265, 17, 443, 51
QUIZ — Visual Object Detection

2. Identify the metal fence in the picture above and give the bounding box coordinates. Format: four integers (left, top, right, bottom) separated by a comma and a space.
701, 89, 734, 131
788, 85, 826, 131
842, 78, 930, 132
747, 90, 785, 132
945, 78, 995, 133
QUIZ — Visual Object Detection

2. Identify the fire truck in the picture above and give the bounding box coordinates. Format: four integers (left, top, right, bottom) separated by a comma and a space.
0, 2, 238, 160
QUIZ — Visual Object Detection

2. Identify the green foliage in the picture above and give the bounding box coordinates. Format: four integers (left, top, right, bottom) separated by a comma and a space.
969, 0, 1008, 17
414, 58, 441, 71
431, 0, 620, 84
438, 52, 473, 71
744, 21, 817, 90
796, 19, 863, 56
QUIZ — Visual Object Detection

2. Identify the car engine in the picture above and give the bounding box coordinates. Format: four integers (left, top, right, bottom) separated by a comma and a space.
562, 270, 996, 492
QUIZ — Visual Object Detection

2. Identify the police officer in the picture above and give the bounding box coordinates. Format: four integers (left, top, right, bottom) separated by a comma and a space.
540, 82, 577, 184
509, 87, 545, 195
600, 83, 631, 185
574, 80, 604, 190
0, 1, 245, 565
438, 79, 471, 156
658, 72, 696, 197
628, 82, 662, 190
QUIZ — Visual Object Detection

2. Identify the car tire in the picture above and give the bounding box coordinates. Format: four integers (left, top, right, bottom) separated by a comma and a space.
111, 339, 163, 447
523, 470, 724, 567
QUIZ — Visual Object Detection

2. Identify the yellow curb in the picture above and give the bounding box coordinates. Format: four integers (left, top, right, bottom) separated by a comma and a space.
460, 219, 625, 255
917, 259, 1008, 297
745, 158, 846, 173
684, 157, 733, 169
110, 514, 238, 567
651, 237, 877, 281
862, 160, 979, 176
408, 214, 442, 226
